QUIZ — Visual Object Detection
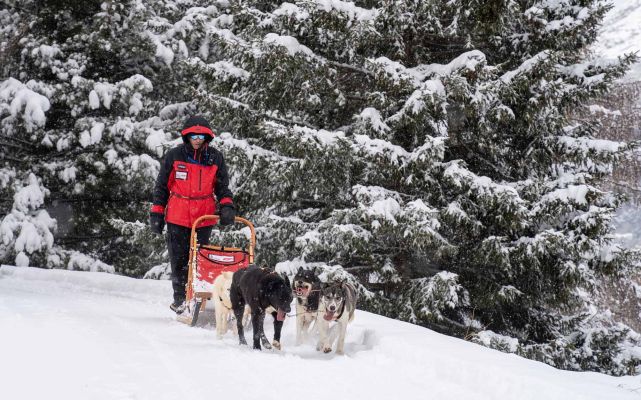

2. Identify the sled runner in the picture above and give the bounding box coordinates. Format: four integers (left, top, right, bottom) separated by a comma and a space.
178, 215, 256, 326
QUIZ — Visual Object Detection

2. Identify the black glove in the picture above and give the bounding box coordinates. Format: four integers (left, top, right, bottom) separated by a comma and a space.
149, 212, 165, 234
219, 204, 236, 226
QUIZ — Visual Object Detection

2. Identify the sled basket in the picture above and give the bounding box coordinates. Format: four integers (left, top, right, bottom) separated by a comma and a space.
180, 215, 255, 326
192, 245, 250, 290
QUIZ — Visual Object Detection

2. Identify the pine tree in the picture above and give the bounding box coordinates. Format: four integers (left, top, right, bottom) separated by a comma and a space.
0, 0, 181, 274
158, 0, 640, 374
2, 0, 640, 374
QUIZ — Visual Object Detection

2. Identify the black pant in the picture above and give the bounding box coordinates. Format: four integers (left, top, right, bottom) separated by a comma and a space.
166, 222, 213, 303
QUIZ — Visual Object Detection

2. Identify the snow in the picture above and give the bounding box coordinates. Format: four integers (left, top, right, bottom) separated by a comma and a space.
88, 90, 100, 109
211, 60, 250, 81
612, 204, 641, 250
90, 122, 105, 144
357, 107, 390, 134
145, 128, 170, 157
273, 2, 309, 20
372, 56, 414, 84
30, 44, 61, 60
92, 82, 114, 109
542, 185, 590, 205
12, 173, 46, 213
129, 93, 144, 115
263, 33, 315, 58
66, 252, 114, 273
593, 0, 641, 81
476, 330, 520, 353
14, 252, 29, 267
500, 51, 550, 83
403, 81, 445, 112
154, 41, 175, 66
352, 134, 409, 163
13, 212, 55, 255
1, 180, 56, 266
410, 50, 487, 80
365, 198, 401, 225
79, 122, 105, 148
587, 104, 622, 116
0, 78, 51, 132
314, 0, 378, 22
0, 266, 637, 400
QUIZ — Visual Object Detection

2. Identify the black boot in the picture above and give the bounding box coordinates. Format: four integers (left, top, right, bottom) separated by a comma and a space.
170, 299, 186, 314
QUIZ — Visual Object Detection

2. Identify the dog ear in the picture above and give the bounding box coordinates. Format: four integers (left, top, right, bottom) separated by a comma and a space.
282, 273, 291, 288
297, 266, 303, 273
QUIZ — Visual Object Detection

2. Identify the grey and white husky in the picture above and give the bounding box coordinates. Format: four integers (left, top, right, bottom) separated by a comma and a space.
316, 281, 357, 355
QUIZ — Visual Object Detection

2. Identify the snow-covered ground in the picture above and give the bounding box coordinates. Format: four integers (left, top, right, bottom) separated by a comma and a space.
1, 266, 639, 400
594, 0, 641, 81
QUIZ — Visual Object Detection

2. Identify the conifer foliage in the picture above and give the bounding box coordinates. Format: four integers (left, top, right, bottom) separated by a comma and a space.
1, 0, 639, 374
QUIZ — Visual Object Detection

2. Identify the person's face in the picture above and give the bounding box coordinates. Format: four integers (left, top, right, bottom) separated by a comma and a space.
189, 134, 205, 149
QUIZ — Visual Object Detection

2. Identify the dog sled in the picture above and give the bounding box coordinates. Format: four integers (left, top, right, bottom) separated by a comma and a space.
178, 215, 256, 326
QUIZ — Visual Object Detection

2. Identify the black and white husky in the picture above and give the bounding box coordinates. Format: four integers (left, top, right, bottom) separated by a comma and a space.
230, 266, 292, 350
291, 267, 321, 345
316, 281, 357, 355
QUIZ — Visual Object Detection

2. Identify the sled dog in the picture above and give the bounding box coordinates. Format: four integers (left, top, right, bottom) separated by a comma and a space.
212, 271, 249, 339
292, 267, 321, 345
230, 266, 293, 350
316, 281, 357, 355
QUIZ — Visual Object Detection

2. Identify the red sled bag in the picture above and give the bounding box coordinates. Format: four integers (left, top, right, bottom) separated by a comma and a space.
194, 246, 250, 285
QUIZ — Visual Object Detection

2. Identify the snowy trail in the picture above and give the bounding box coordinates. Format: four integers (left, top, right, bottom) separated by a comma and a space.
1, 266, 639, 400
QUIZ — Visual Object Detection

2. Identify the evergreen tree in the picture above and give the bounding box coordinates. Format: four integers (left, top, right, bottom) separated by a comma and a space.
0, 0, 178, 274
1, 0, 639, 374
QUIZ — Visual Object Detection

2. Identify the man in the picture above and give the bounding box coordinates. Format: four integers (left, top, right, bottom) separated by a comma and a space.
149, 116, 236, 313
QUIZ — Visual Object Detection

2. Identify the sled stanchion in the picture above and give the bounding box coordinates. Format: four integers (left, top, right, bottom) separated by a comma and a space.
190, 299, 202, 327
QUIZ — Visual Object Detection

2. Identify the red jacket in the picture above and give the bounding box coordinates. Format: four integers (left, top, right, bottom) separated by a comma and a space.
151, 143, 233, 228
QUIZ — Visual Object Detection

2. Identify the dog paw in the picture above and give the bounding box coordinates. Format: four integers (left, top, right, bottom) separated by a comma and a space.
260, 336, 272, 350
323, 347, 332, 354
272, 340, 281, 350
